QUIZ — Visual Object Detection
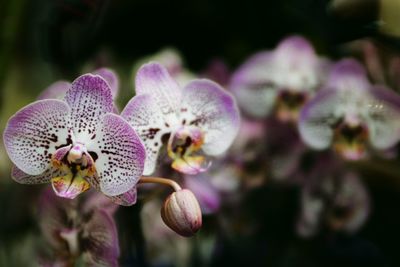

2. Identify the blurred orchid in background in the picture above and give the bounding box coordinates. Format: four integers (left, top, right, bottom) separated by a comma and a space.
122, 62, 240, 175
132, 48, 195, 86
37, 68, 120, 102
230, 35, 330, 121
299, 58, 400, 160
38, 188, 120, 266
3, 74, 145, 204
297, 170, 369, 237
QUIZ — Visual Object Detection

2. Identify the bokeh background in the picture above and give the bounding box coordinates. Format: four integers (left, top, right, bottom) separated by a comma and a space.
2, 0, 400, 266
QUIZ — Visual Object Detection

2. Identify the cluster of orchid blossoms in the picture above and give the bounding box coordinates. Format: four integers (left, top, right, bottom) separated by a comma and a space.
3, 61, 240, 264
3, 34, 400, 265
231, 35, 400, 161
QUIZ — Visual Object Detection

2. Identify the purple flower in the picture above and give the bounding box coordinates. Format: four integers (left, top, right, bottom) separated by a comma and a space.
3, 74, 145, 205
122, 62, 240, 175
38, 188, 120, 266
230, 35, 330, 121
299, 58, 400, 160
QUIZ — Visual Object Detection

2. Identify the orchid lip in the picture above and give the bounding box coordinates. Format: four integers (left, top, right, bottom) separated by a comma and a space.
333, 121, 368, 160
50, 145, 96, 199
166, 126, 211, 174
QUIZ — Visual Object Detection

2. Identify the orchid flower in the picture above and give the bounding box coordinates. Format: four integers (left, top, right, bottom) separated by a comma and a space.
38, 188, 120, 267
299, 58, 400, 160
122, 62, 240, 175
3, 74, 145, 205
230, 35, 330, 121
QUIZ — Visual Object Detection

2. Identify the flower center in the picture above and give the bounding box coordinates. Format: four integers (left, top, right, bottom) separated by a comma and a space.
276, 90, 308, 122
333, 120, 368, 160
167, 126, 210, 174
50, 144, 96, 199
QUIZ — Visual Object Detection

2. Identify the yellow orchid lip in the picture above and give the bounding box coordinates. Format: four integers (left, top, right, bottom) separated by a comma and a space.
167, 126, 210, 174
333, 123, 368, 160
50, 149, 96, 199
171, 156, 210, 175
51, 172, 90, 199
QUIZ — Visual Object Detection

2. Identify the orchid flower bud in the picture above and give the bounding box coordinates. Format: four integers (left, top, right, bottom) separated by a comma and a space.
161, 189, 202, 237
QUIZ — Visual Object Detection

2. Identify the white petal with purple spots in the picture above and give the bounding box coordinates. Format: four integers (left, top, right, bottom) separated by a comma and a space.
11, 165, 65, 184
92, 68, 119, 100
181, 79, 240, 155
135, 62, 181, 119
89, 113, 145, 196
121, 94, 170, 175
3, 99, 71, 175
65, 74, 114, 144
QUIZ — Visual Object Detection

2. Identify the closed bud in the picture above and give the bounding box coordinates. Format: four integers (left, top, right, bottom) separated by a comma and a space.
161, 189, 202, 237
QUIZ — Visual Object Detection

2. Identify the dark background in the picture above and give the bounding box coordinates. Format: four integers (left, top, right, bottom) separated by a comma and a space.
1, 1, 400, 267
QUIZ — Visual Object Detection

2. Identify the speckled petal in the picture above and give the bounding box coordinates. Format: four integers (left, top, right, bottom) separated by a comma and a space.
65, 74, 114, 143
108, 186, 137, 206
11, 165, 63, 184
135, 62, 181, 117
37, 81, 71, 100
88, 113, 145, 196
365, 85, 400, 149
86, 177, 138, 206
82, 210, 120, 267
92, 68, 119, 100
121, 94, 169, 175
3, 99, 71, 175
298, 88, 339, 149
181, 79, 240, 155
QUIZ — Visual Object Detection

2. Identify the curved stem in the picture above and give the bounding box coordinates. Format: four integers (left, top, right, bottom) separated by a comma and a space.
139, 176, 182, 192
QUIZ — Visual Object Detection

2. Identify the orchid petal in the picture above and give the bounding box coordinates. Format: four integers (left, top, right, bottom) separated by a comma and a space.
181, 79, 240, 155
273, 35, 321, 91
65, 74, 114, 143
37, 81, 71, 100
184, 175, 220, 214
11, 165, 63, 184
82, 210, 119, 267
3, 100, 71, 175
365, 85, 400, 149
121, 94, 169, 175
298, 88, 339, 149
326, 58, 370, 92
107, 186, 137, 206
135, 62, 181, 118
230, 52, 278, 117
38, 188, 77, 250
89, 113, 145, 196
92, 68, 119, 100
